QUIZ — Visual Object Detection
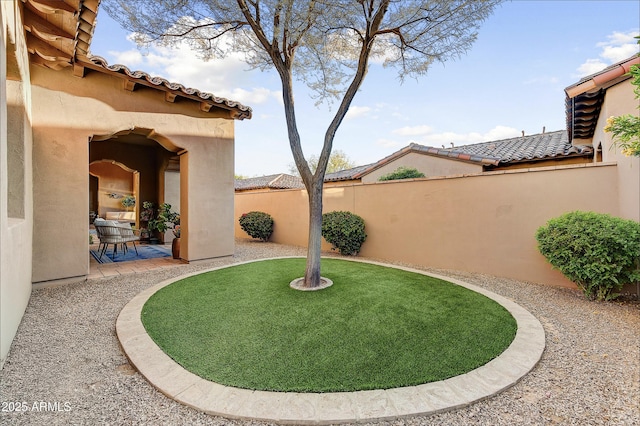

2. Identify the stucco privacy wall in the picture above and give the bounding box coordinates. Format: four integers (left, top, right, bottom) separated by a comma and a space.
1, 1, 33, 367
235, 163, 620, 288
30, 65, 235, 283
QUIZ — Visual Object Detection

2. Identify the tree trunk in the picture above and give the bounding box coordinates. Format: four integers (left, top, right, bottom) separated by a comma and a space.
303, 181, 323, 288
237, 1, 380, 289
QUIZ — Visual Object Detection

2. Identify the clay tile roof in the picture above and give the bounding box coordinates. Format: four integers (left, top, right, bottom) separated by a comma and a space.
565, 55, 639, 140
22, 0, 99, 70
235, 174, 304, 191
324, 164, 376, 182
325, 130, 593, 182
439, 130, 593, 164
410, 143, 502, 165
82, 56, 252, 120
21, 0, 252, 120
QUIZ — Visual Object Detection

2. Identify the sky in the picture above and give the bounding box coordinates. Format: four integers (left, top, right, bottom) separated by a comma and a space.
90, 1, 640, 177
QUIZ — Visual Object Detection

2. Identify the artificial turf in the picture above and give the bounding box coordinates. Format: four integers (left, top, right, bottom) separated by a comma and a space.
142, 258, 517, 392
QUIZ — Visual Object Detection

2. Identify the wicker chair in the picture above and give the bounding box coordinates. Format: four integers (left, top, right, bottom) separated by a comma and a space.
94, 219, 140, 260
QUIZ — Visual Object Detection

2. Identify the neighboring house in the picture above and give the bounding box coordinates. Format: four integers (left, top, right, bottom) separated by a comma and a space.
325, 130, 594, 184
564, 54, 639, 221
235, 174, 303, 192
1, 0, 251, 366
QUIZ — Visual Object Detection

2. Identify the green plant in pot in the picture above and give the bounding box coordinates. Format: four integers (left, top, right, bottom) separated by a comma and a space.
140, 201, 154, 222
148, 203, 179, 243
139, 201, 155, 241
121, 195, 136, 211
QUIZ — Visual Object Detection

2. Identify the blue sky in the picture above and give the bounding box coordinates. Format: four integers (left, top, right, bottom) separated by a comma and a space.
91, 1, 639, 177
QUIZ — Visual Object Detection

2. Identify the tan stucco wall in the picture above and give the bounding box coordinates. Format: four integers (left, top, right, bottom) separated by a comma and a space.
235, 163, 621, 289
592, 80, 639, 222
361, 152, 483, 183
30, 64, 236, 283
1, 1, 34, 367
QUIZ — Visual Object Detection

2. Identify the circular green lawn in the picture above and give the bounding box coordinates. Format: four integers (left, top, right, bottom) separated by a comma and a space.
142, 258, 516, 392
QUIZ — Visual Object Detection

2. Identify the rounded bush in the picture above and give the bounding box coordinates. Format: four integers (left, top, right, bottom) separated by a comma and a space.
239, 211, 274, 242
322, 211, 367, 255
378, 167, 425, 181
535, 211, 640, 301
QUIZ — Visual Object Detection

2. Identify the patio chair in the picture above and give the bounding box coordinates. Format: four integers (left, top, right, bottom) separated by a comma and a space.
117, 222, 140, 255
93, 219, 139, 260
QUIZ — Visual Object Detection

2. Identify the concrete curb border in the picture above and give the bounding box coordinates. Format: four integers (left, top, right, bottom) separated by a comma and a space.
116, 257, 545, 424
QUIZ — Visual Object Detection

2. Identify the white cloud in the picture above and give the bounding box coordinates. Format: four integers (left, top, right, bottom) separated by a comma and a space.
108, 49, 145, 66
402, 125, 521, 148
375, 138, 403, 149
575, 59, 609, 78
575, 30, 639, 77
392, 125, 433, 136
105, 40, 281, 105
223, 87, 282, 106
597, 31, 639, 62
345, 106, 372, 120
601, 44, 639, 63
482, 125, 523, 141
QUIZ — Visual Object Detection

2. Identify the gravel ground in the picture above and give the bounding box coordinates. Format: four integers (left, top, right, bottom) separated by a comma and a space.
1, 240, 638, 425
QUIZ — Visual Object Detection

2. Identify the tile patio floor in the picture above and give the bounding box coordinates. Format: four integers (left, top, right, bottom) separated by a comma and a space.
88, 242, 185, 280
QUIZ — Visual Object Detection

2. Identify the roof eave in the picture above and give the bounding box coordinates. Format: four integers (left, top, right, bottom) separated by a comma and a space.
22, 0, 252, 121
75, 56, 252, 120
565, 56, 639, 99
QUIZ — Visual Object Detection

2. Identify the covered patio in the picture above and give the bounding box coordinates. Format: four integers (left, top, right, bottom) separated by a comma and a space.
19, 0, 252, 285
1, 0, 252, 365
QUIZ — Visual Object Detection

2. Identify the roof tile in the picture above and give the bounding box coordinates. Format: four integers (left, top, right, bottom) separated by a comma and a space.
85, 56, 252, 120
440, 130, 592, 164
235, 174, 303, 191
324, 130, 593, 182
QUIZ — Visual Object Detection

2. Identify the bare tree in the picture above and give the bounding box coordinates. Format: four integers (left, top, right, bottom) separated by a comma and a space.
104, 0, 503, 288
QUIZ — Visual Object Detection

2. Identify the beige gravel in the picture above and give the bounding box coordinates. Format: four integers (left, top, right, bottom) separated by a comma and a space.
1, 240, 638, 425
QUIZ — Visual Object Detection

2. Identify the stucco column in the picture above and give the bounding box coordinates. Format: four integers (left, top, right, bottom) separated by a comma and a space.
31, 126, 90, 283
179, 134, 235, 262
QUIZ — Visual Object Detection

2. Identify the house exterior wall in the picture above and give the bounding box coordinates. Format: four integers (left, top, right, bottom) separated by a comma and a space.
1, 0, 34, 367
361, 152, 483, 183
592, 80, 639, 222
30, 65, 236, 283
235, 163, 620, 289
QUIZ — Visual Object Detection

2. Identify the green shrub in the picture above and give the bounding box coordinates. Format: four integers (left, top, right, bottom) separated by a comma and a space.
239, 211, 274, 241
322, 211, 367, 255
535, 211, 640, 301
378, 167, 425, 181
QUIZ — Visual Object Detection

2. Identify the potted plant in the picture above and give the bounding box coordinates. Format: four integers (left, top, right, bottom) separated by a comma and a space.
171, 224, 181, 258
139, 201, 155, 242
121, 195, 136, 211
148, 203, 179, 244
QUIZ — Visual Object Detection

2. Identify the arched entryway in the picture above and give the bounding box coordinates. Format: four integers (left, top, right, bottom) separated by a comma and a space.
89, 128, 183, 262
